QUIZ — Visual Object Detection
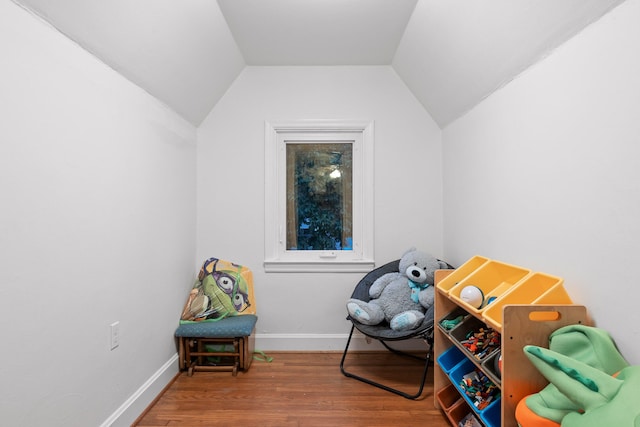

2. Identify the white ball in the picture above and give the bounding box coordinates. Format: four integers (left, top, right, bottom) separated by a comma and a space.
460, 285, 484, 308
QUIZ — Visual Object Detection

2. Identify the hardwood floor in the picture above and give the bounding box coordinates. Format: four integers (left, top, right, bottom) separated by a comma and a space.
134, 352, 451, 427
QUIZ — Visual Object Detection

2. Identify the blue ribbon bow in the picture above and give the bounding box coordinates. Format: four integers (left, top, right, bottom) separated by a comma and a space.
408, 279, 431, 303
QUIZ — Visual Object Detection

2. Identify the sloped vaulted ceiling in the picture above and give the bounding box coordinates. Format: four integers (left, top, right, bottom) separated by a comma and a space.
11, 0, 245, 126
11, 0, 626, 128
393, 0, 626, 126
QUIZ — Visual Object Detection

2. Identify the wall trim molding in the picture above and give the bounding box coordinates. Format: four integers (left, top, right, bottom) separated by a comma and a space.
100, 354, 178, 427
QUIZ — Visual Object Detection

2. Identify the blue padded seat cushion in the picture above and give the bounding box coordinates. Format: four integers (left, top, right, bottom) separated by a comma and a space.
175, 314, 257, 338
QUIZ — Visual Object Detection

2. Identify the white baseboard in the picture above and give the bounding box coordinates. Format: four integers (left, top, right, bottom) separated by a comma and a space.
255, 332, 429, 352
100, 354, 179, 427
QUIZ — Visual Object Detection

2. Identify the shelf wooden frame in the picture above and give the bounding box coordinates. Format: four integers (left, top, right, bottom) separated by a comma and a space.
433, 269, 590, 427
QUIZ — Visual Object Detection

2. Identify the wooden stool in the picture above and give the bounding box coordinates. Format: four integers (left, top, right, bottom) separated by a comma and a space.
175, 314, 257, 376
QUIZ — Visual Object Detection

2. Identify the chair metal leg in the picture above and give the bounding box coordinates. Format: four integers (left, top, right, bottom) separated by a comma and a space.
340, 325, 433, 400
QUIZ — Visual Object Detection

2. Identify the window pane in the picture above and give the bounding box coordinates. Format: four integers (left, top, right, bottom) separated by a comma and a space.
286, 143, 352, 251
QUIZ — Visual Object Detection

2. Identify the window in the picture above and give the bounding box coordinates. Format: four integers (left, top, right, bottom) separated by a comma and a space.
264, 120, 374, 272
286, 142, 352, 251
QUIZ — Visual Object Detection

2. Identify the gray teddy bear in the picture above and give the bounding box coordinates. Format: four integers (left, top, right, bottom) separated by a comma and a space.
346, 248, 448, 331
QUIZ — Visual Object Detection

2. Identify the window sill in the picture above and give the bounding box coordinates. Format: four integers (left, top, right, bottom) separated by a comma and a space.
263, 259, 375, 273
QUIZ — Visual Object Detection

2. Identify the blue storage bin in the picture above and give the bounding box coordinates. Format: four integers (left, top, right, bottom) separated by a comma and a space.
480, 397, 502, 427
437, 346, 466, 374
449, 358, 500, 418
449, 358, 475, 403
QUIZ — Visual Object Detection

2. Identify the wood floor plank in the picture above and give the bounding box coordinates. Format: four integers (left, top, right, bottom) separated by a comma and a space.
134, 352, 450, 427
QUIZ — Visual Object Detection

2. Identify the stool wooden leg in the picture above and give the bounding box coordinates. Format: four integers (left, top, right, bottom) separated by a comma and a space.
179, 336, 253, 376
178, 337, 185, 371
196, 339, 204, 367
243, 328, 256, 371
232, 339, 239, 376
185, 338, 195, 376
238, 337, 245, 370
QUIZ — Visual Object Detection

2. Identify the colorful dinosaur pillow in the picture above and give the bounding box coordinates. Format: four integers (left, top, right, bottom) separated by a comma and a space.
523, 345, 640, 427
515, 325, 630, 427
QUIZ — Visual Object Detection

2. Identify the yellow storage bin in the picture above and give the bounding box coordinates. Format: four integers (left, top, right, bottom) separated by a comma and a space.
483, 272, 571, 330
534, 280, 573, 305
436, 255, 489, 295
449, 260, 531, 315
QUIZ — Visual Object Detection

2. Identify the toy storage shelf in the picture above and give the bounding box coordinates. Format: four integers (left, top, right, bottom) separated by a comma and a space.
433, 260, 590, 427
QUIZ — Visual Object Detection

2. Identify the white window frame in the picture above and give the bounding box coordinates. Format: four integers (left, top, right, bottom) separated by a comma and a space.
264, 120, 374, 273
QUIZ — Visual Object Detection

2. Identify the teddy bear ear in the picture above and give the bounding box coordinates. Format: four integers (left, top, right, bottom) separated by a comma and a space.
403, 247, 417, 256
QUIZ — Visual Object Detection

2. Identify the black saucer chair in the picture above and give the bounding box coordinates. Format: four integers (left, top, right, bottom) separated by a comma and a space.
340, 259, 453, 399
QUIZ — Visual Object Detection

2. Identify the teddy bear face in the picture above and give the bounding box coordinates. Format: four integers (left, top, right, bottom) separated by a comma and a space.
398, 249, 441, 285
404, 262, 428, 284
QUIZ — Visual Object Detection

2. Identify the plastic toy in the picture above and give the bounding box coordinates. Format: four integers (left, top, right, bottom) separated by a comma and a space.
460, 285, 484, 308
495, 354, 502, 378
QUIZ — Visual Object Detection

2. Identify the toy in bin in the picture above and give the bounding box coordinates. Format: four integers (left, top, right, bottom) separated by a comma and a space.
495, 354, 503, 378
461, 326, 501, 361
460, 285, 498, 309
460, 285, 484, 308
460, 368, 500, 411
458, 413, 482, 427
440, 314, 465, 331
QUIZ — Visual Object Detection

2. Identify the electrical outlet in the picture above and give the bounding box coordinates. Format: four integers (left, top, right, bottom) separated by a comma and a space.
110, 321, 120, 350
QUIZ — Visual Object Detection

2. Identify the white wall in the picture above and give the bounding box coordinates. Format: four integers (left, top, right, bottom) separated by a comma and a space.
197, 66, 444, 350
443, 0, 640, 363
0, 2, 197, 426
8, 0, 639, 422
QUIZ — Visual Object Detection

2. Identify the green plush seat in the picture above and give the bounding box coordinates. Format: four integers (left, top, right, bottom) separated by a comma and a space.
175, 314, 257, 376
